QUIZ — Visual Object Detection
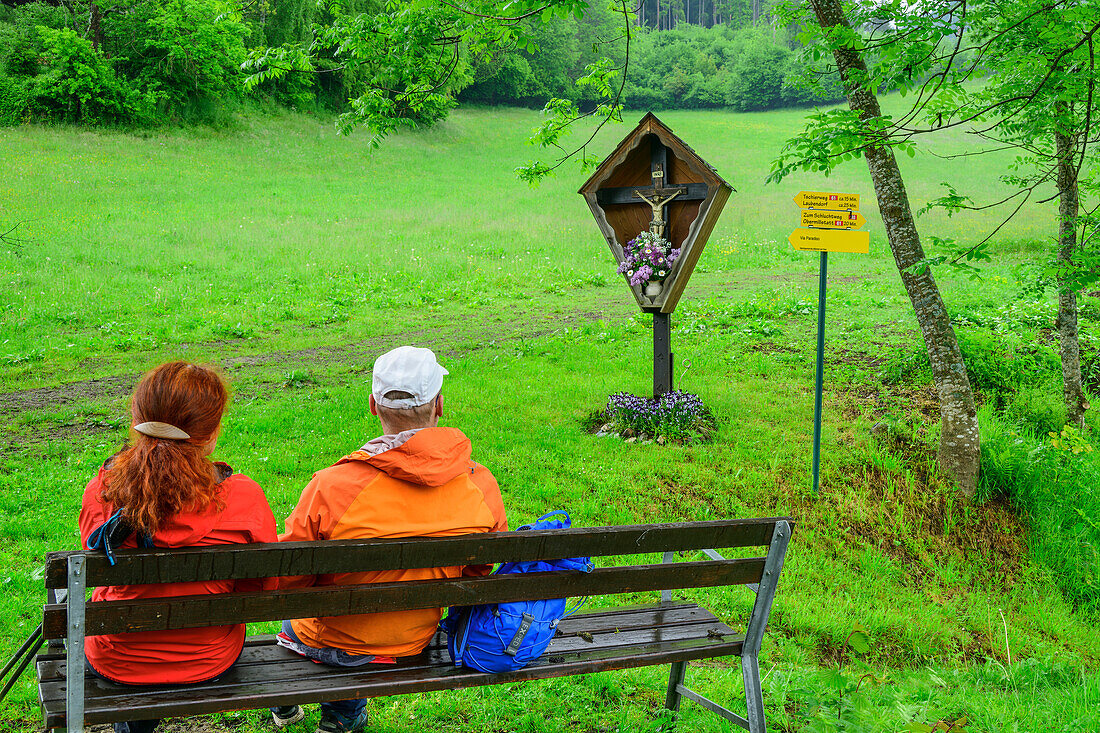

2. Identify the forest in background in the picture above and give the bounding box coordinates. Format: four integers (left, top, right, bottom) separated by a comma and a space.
0, 0, 842, 128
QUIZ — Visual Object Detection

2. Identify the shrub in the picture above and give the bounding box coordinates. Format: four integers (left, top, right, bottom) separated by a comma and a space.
881, 342, 931, 385
685, 69, 728, 107
25, 27, 155, 126
462, 55, 541, 105
1080, 330, 1100, 393
957, 329, 1059, 394
462, 22, 822, 112
725, 32, 789, 111
251, 65, 318, 110
0, 71, 28, 125
624, 84, 671, 110
2, 19, 41, 77
107, 0, 249, 123
780, 56, 846, 107
882, 327, 1059, 398
1005, 385, 1066, 435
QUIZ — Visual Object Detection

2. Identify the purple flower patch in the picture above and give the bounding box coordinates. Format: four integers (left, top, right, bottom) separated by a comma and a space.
603, 390, 716, 444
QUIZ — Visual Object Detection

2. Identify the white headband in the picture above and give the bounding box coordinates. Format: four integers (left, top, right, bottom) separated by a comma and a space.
134, 421, 191, 440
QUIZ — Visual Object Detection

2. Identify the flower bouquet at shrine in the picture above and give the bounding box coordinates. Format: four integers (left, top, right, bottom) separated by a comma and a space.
617, 231, 681, 296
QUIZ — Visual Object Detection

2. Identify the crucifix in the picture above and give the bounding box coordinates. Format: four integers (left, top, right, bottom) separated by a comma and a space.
594, 138, 709, 238
580, 115, 733, 399
592, 137, 709, 396
635, 185, 681, 238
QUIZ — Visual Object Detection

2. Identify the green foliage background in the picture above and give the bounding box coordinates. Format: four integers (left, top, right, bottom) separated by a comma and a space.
0, 1, 841, 128
460, 22, 843, 112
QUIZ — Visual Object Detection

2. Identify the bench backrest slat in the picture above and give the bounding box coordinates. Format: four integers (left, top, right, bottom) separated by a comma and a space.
42, 558, 764, 638
44, 518, 792, 588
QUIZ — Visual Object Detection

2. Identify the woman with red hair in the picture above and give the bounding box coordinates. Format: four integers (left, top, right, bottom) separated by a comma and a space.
79, 361, 278, 733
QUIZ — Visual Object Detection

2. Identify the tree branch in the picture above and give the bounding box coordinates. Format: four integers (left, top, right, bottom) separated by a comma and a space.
438, 0, 552, 23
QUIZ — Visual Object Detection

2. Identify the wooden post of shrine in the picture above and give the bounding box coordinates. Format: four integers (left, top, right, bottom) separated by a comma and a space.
653, 312, 672, 396
578, 113, 733, 399
646, 138, 676, 395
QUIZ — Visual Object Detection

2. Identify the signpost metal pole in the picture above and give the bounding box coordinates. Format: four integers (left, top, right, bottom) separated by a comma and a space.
792, 190, 864, 494
654, 312, 672, 398
811, 252, 827, 493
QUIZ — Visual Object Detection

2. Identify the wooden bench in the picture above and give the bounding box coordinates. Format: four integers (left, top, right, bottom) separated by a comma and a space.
38, 517, 792, 733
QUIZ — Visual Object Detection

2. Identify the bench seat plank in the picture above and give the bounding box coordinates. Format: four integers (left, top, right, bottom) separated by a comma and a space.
39, 603, 743, 728
37, 602, 716, 682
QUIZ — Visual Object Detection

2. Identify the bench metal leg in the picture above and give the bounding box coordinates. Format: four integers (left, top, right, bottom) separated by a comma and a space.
659, 522, 789, 732
65, 555, 87, 733
664, 660, 686, 712
741, 654, 764, 733
739, 520, 791, 733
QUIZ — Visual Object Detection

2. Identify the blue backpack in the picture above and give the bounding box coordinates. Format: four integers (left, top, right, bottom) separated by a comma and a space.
442, 511, 594, 673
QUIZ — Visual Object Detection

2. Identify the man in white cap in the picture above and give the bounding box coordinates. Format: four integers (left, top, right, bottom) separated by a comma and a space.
272, 346, 508, 733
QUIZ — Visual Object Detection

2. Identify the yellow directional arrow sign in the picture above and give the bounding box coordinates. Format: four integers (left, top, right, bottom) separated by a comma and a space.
800, 208, 867, 229
794, 191, 860, 209
789, 228, 869, 254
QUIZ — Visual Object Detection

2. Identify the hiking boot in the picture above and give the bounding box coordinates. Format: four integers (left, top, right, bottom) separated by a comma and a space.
316, 708, 368, 733
272, 705, 306, 728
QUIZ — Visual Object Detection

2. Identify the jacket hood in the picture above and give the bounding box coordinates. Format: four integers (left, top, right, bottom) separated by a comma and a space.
348, 427, 473, 486
155, 505, 220, 547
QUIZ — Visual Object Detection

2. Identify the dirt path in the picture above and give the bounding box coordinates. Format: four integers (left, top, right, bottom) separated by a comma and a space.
0, 270, 795, 456
0, 299, 639, 452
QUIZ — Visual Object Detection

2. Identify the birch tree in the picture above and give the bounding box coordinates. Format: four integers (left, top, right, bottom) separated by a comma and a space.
921, 1, 1100, 428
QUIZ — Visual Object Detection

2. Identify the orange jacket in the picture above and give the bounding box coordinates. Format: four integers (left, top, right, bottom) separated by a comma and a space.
279, 427, 507, 657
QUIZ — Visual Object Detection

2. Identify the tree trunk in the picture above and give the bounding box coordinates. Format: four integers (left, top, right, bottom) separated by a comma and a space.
810, 0, 980, 496
89, 2, 103, 51
1054, 103, 1089, 427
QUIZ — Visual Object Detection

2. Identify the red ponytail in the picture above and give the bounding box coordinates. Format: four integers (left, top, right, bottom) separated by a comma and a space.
102, 362, 230, 534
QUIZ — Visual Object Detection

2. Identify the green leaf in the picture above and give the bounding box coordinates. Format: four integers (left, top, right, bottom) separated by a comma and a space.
848, 630, 871, 654
823, 669, 848, 691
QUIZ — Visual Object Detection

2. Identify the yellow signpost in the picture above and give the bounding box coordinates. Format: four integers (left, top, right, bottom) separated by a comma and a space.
791, 190, 867, 496
789, 228, 870, 253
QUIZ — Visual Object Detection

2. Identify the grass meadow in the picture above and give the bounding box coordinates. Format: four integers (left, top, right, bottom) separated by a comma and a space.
1, 103, 1098, 732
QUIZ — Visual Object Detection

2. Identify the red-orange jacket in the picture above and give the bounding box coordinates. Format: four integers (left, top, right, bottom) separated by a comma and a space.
279, 427, 508, 657
79, 463, 278, 684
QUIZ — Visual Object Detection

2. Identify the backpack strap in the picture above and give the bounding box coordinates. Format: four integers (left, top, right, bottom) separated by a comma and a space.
86, 509, 156, 566
503, 613, 535, 657
87, 509, 138, 565
548, 557, 594, 573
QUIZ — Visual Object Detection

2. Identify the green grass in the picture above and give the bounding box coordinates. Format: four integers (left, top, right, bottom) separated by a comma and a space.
0, 104, 1056, 390
1, 104, 1098, 732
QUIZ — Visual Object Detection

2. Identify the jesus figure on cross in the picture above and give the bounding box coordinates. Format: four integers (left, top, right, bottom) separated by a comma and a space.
634, 189, 681, 238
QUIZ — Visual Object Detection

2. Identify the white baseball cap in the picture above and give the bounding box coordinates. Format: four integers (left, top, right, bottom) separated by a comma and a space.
371, 346, 449, 409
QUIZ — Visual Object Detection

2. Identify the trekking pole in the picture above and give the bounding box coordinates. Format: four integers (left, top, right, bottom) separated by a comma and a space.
0, 624, 43, 703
